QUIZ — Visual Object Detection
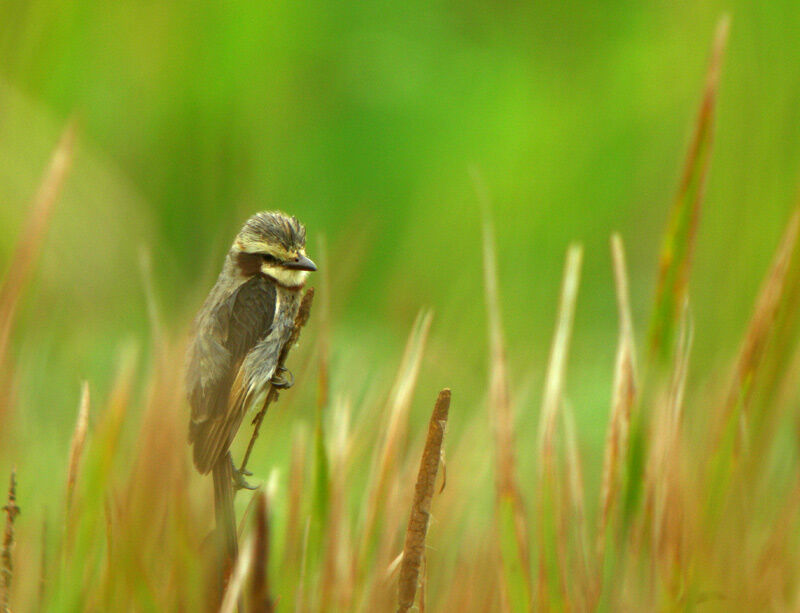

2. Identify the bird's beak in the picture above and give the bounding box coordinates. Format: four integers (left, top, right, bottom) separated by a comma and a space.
284, 253, 317, 271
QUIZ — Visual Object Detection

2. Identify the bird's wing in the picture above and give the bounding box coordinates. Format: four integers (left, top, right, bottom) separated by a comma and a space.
186, 314, 231, 426
189, 275, 277, 473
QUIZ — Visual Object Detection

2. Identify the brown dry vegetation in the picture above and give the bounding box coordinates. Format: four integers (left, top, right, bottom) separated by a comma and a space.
2, 14, 800, 613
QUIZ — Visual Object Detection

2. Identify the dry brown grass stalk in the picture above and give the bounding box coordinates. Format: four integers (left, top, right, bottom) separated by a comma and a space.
282, 426, 307, 572
439, 539, 502, 612
479, 203, 534, 607
753, 477, 800, 601
321, 397, 354, 610
481, 211, 515, 496
650, 300, 693, 579
0, 122, 76, 434
0, 121, 76, 368
562, 402, 591, 606
386, 552, 403, 582
378, 311, 433, 486
220, 536, 254, 613
65, 381, 90, 515
668, 301, 693, 432
248, 490, 274, 613
361, 310, 433, 560
294, 519, 311, 613
537, 245, 583, 467
236, 480, 268, 544
1, 469, 19, 613
397, 389, 450, 613
597, 235, 638, 558
720, 207, 800, 433
536, 244, 582, 605
94, 348, 137, 480
418, 556, 427, 613
99, 343, 203, 611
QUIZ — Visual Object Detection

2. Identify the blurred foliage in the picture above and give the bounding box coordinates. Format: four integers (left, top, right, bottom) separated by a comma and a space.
1, 2, 800, 609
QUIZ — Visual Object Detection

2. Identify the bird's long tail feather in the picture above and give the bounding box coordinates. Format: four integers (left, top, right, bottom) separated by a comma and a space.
213, 456, 238, 590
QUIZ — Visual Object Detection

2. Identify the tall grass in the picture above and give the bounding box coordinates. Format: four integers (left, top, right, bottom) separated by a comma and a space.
3, 15, 800, 612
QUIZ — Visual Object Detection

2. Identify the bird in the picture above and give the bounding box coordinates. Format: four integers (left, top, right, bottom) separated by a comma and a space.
184, 211, 316, 563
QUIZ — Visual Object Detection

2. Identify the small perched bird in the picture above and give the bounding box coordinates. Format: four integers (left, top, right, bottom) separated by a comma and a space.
185, 211, 316, 562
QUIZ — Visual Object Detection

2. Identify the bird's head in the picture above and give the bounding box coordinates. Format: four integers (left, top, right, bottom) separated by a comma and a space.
233, 211, 317, 288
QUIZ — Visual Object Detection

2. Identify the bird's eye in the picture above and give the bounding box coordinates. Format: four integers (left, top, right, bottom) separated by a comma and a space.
261, 253, 280, 265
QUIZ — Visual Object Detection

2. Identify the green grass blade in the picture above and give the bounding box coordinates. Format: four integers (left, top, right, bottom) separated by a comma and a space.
648, 15, 729, 366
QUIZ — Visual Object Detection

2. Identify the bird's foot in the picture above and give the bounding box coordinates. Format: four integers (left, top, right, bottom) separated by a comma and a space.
230, 455, 258, 491
270, 366, 294, 390
233, 470, 258, 491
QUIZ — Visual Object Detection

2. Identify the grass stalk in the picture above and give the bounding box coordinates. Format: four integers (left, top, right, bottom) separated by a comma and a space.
622, 16, 730, 552
536, 244, 583, 607
65, 382, 90, 516
597, 235, 638, 565
0, 121, 76, 368
220, 536, 254, 613
248, 490, 274, 613
537, 245, 583, 464
648, 15, 729, 365
360, 310, 433, 565
562, 401, 591, 607
1, 469, 19, 613
480, 199, 534, 610
397, 389, 451, 613
719, 208, 800, 442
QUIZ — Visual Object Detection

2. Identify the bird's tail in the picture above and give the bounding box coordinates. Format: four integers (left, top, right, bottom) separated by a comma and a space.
212, 456, 238, 586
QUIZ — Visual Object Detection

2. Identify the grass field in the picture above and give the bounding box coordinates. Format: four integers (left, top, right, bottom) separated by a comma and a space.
2, 6, 800, 612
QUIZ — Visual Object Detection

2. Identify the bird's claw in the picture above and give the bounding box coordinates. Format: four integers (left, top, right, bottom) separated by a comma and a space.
233, 471, 258, 491
230, 456, 258, 491
270, 366, 294, 390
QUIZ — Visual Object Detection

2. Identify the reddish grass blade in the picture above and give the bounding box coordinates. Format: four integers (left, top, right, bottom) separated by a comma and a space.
711, 207, 800, 467
479, 195, 533, 610
649, 16, 729, 365
597, 235, 638, 562
0, 121, 76, 432
481, 206, 516, 498
650, 300, 693, 583
361, 310, 433, 563
562, 402, 591, 608
377, 310, 433, 495
0, 121, 76, 368
65, 381, 91, 516
722, 208, 800, 425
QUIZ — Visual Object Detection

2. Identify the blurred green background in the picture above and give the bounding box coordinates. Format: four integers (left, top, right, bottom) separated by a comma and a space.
1, 1, 799, 509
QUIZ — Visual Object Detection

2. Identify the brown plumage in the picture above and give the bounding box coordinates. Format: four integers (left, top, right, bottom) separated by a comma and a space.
189, 274, 276, 472
184, 211, 316, 579
185, 211, 315, 474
